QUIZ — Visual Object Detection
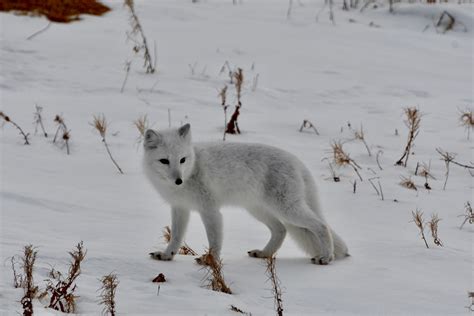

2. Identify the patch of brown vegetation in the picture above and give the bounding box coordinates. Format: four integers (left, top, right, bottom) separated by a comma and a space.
0, 0, 110, 23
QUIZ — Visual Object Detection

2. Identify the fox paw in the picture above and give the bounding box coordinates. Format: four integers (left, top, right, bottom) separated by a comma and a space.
311, 254, 334, 265
247, 249, 272, 258
149, 251, 174, 261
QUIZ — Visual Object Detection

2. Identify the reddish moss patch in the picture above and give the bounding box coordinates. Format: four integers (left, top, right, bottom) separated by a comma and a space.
0, 0, 111, 23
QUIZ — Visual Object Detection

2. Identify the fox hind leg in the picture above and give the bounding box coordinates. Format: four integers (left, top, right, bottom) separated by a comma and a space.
246, 207, 286, 258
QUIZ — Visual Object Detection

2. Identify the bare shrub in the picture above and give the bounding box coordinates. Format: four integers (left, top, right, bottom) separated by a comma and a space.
92, 114, 124, 174
200, 250, 232, 294
162, 226, 197, 256
265, 256, 283, 316
411, 209, 429, 249
0, 111, 30, 144
98, 273, 119, 316
124, 0, 155, 73
42, 242, 86, 313
396, 107, 420, 167
20, 245, 38, 316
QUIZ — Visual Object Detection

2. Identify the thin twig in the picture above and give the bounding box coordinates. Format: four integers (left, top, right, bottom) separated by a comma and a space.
26, 22, 51, 40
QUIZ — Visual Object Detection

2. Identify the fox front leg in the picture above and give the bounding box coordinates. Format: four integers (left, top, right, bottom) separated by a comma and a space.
150, 207, 190, 261
195, 208, 223, 265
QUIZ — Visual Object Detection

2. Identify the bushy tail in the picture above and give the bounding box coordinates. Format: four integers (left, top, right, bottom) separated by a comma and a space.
286, 225, 348, 259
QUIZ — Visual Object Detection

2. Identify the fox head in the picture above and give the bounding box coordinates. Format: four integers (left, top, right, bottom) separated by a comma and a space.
143, 124, 195, 186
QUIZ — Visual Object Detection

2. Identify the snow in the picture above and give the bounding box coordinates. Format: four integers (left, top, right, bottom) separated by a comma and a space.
1, 0, 473, 315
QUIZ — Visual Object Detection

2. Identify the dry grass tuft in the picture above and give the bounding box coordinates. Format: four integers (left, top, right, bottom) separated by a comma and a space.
353, 124, 371, 156
411, 209, 429, 249
265, 255, 284, 316
399, 176, 417, 191
428, 214, 443, 247
0, 111, 30, 144
133, 114, 149, 143
162, 226, 197, 256
330, 141, 363, 181
0, 0, 110, 23
42, 242, 86, 313
396, 107, 421, 167
459, 109, 474, 140
200, 250, 232, 294
98, 273, 119, 316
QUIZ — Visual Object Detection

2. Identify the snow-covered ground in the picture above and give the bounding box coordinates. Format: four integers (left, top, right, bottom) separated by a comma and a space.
1, 1, 473, 315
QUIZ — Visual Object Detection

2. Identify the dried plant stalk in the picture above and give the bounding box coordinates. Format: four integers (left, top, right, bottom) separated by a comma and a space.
225, 68, 244, 135
429, 214, 443, 246
265, 255, 284, 316
0, 111, 30, 144
459, 202, 474, 230
354, 124, 371, 156
396, 107, 421, 167
219, 85, 229, 141
162, 226, 197, 256
99, 273, 119, 316
33, 105, 48, 137
299, 119, 320, 135
43, 242, 86, 313
124, 0, 155, 73
92, 114, 124, 174
120, 60, 131, 93
411, 210, 429, 249
20, 245, 38, 316
53, 115, 70, 154
330, 141, 362, 181
436, 148, 474, 190
200, 250, 232, 294
133, 114, 149, 144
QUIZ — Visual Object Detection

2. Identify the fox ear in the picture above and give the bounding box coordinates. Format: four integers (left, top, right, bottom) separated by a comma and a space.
178, 123, 191, 138
144, 129, 161, 150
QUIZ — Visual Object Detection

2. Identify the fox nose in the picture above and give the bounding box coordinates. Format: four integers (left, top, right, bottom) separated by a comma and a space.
175, 178, 183, 185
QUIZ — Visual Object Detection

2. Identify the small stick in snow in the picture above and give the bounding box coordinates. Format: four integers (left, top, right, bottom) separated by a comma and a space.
368, 177, 380, 196
33, 105, 48, 137
376, 150, 383, 170
377, 179, 384, 201
120, 60, 131, 93
352, 180, 357, 194
411, 209, 429, 249
26, 22, 51, 40
0, 111, 30, 145
299, 119, 320, 135
92, 114, 124, 174
219, 85, 229, 141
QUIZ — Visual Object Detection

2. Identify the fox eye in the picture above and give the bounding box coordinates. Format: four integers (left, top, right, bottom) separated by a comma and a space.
159, 159, 169, 165
180, 157, 186, 164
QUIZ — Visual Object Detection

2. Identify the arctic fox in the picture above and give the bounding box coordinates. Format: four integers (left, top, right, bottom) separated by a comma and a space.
143, 124, 348, 264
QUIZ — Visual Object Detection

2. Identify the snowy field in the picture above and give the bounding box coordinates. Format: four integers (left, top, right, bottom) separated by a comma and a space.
1, 0, 473, 315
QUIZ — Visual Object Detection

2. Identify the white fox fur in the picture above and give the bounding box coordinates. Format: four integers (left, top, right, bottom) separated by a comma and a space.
143, 124, 348, 264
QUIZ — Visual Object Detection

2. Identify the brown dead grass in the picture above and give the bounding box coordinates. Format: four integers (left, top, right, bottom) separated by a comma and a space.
0, 0, 110, 23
